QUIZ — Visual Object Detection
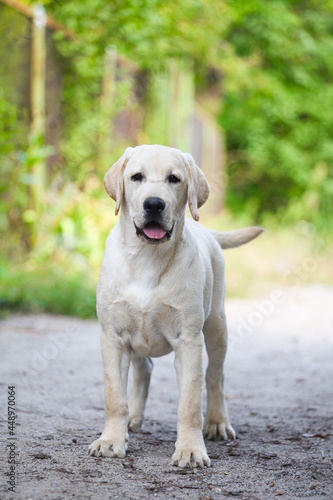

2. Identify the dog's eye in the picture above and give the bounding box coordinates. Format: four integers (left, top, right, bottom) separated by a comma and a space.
131, 173, 143, 182
168, 174, 180, 184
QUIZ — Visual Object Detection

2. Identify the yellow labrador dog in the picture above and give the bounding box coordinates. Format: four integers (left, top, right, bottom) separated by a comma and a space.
89, 144, 263, 468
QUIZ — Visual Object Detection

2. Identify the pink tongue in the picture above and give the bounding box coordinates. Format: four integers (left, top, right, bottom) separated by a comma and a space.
143, 223, 167, 240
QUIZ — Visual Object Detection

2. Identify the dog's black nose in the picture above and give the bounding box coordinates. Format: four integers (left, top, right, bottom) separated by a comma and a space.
143, 197, 166, 215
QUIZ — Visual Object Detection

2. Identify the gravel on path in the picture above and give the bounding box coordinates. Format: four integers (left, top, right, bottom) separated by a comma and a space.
1, 285, 332, 499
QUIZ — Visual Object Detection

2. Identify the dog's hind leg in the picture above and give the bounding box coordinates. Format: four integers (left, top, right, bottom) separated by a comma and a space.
203, 312, 236, 441
128, 355, 153, 432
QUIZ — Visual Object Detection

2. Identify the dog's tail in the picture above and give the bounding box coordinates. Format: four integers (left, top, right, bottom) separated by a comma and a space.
211, 227, 265, 249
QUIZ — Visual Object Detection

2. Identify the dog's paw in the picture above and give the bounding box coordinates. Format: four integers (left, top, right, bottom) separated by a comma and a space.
128, 416, 143, 432
88, 438, 127, 458
204, 420, 236, 441
172, 448, 211, 468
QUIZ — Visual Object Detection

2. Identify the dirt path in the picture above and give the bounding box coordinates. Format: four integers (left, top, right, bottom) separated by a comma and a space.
1, 285, 332, 499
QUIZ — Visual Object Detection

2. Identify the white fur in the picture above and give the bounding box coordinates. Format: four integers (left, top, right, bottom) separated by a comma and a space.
88, 145, 262, 468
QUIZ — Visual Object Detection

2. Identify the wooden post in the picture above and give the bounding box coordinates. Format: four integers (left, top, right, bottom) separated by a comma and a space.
166, 60, 194, 152
145, 69, 169, 145
30, 4, 46, 213
167, 60, 179, 147
194, 104, 226, 214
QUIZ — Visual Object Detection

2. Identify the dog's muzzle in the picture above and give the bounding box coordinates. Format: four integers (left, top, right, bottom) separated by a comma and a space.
134, 196, 173, 243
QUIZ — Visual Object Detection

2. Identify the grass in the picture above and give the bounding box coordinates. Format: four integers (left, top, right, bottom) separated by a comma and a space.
0, 263, 97, 319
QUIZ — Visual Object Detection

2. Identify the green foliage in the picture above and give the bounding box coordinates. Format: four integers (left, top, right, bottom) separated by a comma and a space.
0, 93, 30, 247
44, 0, 230, 183
46, 0, 333, 227
49, 0, 229, 69
220, 0, 333, 225
1, 0, 333, 317
0, 263, 97, 318
27, 177, 116, 272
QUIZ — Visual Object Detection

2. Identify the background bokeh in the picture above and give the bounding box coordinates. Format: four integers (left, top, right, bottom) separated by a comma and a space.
1, 0, 332, 317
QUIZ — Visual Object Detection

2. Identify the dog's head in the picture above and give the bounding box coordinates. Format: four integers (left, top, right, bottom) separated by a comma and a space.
104, 145, 210, 244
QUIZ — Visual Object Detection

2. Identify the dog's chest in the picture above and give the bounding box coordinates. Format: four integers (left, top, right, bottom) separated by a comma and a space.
105, 284, 182, 357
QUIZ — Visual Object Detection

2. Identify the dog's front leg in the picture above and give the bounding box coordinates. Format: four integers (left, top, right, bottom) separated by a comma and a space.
89, 330, 130, 458
172, 338, 211, 468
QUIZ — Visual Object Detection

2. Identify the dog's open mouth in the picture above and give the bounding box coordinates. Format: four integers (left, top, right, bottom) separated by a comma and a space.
135, 222, 173, 243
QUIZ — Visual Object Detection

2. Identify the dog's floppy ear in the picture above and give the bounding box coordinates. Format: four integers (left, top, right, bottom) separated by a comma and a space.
183, 153, 210, 221
104, 147, 134, 215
